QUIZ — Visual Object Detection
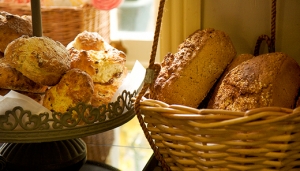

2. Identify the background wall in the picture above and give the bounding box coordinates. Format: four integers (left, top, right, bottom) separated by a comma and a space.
201, 0, 300, 64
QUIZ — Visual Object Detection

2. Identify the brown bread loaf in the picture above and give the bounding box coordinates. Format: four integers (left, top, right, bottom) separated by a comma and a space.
209, 52, 300, 111
207, 53, 254, 108
152, 28, 236, 108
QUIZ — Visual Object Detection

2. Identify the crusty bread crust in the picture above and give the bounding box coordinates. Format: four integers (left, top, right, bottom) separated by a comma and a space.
152, 28, 236, 108
210, 52, 300, 111
43, 68, 94, 113
4, 36, 71, 86
207, 53, 254, 108
0, 11, 32, 53
0, 59, 47, 93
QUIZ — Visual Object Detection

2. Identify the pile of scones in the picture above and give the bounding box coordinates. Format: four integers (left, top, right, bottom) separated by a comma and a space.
0, 11, 127, 113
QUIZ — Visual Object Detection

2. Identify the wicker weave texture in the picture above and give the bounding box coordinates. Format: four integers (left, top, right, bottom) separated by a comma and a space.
139, 98, 300, 171
0, 3, 110, 46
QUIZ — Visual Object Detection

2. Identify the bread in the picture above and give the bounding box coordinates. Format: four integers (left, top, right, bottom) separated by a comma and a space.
91, 68, 127, 107
4, 36, 71, 86
206, 53, 254, 108
0, 58, 47, 93
69, 48, 126, 84
152, 28, 236, 108
66, 31, 127, 107
0, 11, 32, 53
67, 30, 110, 51
209, 52, 300, 111
43, 68, 94, 113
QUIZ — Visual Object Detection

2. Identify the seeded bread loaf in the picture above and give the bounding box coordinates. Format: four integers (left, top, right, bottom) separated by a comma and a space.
152, 28, 236, 108
207, 53, 254, 108
209, 52, 300, 111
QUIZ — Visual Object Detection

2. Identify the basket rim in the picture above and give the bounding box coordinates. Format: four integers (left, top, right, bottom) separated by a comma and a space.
0, 2, 91, 10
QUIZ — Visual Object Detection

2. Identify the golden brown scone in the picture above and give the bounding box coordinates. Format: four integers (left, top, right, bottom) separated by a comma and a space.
0, 59, 47, 93
210, 52, 300, 111
69, 48, 126, 84
207, 53, 254, 108
43, 68, 94, 113
152, 28, 236, 108
0, 11, 32, 53
67, 31, 109, 51
91, 68, 127, 107
4, 36, 71, 86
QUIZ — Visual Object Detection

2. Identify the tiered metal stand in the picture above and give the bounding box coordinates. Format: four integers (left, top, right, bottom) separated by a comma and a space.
0, 90, 136, 171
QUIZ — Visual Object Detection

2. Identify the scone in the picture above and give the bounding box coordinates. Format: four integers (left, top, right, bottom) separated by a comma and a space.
209, 52, 300, 111
0, 11, 32, 53
4, 36, 71, 86
43, 68, 94, 113
152, 28, 236, 108
91, 68, 127, 106
66, 30, 110, 51
0, 58, 47, 93
69, 48, 126, 84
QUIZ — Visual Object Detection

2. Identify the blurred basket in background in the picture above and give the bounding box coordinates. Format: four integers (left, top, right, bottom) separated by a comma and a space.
0, 2, 110, 45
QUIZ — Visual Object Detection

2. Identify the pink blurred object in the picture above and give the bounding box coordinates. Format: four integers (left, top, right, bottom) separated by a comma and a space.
92, 0, 123, 10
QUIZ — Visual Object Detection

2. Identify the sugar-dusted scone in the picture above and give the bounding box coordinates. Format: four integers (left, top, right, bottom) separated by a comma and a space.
43, 68, 94, 113
152, 28, 236, 108
69, 48, 126, 84
0, 59, 47, 93
4, 36, 71, 86
0, 11, 32, 53
210, 52, 300, 111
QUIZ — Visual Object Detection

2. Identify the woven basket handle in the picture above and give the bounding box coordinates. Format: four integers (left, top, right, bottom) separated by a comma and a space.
134, 0, 171, 170
253, 0, 277, 56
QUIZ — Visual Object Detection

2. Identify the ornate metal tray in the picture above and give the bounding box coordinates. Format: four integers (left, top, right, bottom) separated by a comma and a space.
0, 90, 136, 143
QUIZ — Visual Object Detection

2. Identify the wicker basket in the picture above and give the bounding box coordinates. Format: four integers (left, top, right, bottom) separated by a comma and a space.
0, 2, 110, 46
134, 0, 300, 170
